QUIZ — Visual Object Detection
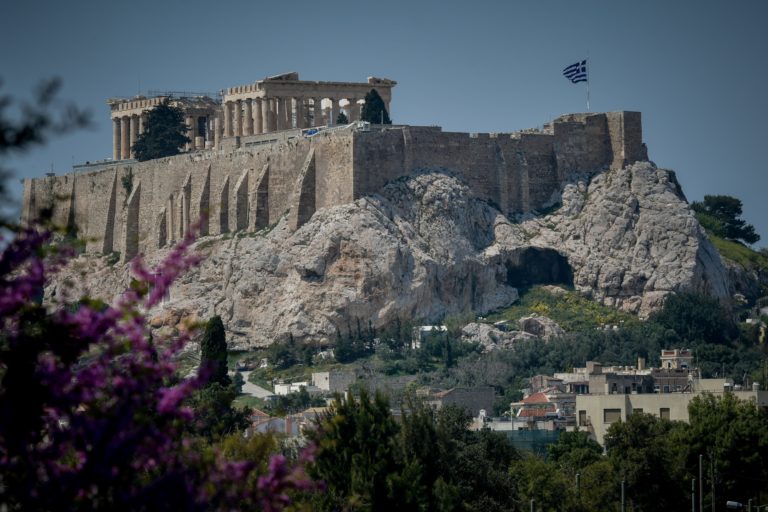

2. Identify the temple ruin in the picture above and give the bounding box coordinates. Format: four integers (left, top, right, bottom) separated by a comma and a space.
107, 72, 396, 160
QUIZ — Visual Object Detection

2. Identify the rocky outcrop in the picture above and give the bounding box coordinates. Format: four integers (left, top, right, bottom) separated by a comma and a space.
461, 322, 537, 352
518, 316, 566, 340
48, 163, 731, 348
493, 162, 730, 317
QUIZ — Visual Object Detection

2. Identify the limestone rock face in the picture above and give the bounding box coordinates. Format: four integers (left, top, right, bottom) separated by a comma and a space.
49, 163, 731, 348
509, 162, 730, 317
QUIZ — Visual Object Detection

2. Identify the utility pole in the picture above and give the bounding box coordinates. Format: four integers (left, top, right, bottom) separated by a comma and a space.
621, 480, 626, 512
700, 455, 704, 512
530, 499, 534, 512
711, 455, 716, 512
576, 472, 580, 502
692, 478, 696, 512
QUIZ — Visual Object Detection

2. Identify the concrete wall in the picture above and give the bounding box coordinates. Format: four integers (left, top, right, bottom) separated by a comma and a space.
22, 111, 644, 261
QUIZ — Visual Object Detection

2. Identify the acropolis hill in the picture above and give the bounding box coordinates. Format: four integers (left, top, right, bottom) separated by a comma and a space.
21, 71, 646, 263
22, 73, 732, 346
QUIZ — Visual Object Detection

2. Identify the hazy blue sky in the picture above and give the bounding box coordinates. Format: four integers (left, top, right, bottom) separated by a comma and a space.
2, 0, 767, 246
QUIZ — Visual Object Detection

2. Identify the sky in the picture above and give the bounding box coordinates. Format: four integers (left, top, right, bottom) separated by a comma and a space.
2, 0, 767, 246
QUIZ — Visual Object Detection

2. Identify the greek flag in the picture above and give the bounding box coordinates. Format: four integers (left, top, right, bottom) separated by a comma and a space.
563, 60, 588, 83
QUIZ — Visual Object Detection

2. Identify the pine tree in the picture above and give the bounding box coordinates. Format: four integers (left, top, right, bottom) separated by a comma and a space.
132, 99, 191, 161
360, 89, 391, 124
336, 112, 348, 125
200, 315, 230, 386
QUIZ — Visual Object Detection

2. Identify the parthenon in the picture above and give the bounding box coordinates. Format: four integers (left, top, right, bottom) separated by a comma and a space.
107, 72, 397, 161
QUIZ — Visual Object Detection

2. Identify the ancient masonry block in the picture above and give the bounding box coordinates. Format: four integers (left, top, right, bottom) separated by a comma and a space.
250, 163, 270, 231
121, 181, 141, 262
234, 168, 249, 231
288, 149, 316, 231
22, 112, 646, 262
219, 176, 230, 234
198, 165, 211, 236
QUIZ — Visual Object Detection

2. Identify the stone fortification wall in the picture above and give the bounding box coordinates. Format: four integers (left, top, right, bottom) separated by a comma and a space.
21, 111, 645, 260
352, 111, 645, 214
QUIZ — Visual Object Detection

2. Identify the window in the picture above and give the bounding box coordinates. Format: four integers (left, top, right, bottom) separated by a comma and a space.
604, 408, 621, 424
579, 410, 587, 426
633, 408, 643, 415
660, 408, 670, 420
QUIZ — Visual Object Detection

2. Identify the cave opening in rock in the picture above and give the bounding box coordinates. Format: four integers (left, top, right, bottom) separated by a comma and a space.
505, 247, 574, 288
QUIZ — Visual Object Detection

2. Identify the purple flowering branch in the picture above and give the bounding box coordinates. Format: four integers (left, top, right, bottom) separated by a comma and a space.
0, 221, 318, 510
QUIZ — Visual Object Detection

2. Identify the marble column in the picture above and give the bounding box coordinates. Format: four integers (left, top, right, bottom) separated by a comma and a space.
267, 98, 277, 132
285, 98, 293, 129
113, 118, 121, 161
138, 114, 145, 135
214, 115, 221, 148
330, 99, 340, 126
348, 99, 359, 122
296, 98, 305, 129
185, 116, 195, 151
243, 99, 253, 136
233, 100, 242, 137
129, 115, 138, 158
276, 97, 285, 130
223, 101, 233, 137
254, 97, 263, 134
120, 116, 130, 160
313, 98, 323, 127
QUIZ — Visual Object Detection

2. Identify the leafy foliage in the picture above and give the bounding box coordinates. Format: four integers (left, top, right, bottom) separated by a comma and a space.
308, 396, 519, 511
708, 232, 768, 273
0, 224, 317, 510
486, 285, 640, 332
336, 112, 349, 125
360, 89, 391, 125
546, 430, 603, 475
264, 386, 325, 417
683, 393, 768, 504
692, 194, 760, 244
649, 292, 736, 345
185, 382, 250, 440
132, 99, 190, 161
604, 413, 688, 511
307, 390, 409, 510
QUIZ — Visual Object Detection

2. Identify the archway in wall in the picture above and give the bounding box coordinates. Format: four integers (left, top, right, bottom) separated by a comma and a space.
504, 247, 573, 288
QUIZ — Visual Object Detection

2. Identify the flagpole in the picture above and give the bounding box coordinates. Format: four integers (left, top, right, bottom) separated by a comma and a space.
586, 54, 590, 112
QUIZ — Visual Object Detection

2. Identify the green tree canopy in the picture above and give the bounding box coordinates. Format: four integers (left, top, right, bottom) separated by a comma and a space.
200, 315, 230, 386
604, 413, 688, 511
682, 393, 768, 504
336, 111, 349, 125
360, 89, 391, 124
307, 390, 420, 510
546, 429, 603, 475
649, 292, 736, 345
692, 194, 760, 244
132, 99, 190, 161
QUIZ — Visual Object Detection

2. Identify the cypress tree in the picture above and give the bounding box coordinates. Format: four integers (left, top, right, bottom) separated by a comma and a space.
360, 89, 391, 124
132, 99, 191, 161
200, 315, 229, 386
